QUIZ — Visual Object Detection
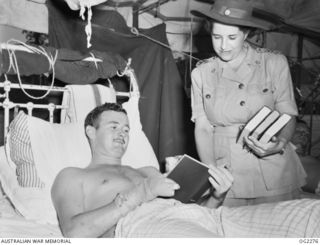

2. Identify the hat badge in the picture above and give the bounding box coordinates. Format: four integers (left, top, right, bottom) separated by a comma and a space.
224, 8, 231, 16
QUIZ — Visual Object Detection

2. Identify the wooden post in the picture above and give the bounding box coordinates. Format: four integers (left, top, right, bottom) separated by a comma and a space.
132, 3, 139, 29
297, 34, 303, 89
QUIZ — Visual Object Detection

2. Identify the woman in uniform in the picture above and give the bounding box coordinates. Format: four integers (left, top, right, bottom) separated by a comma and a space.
191, 0, 306, 207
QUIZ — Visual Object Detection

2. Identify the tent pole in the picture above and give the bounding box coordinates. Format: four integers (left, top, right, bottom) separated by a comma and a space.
297, 34, 303, 89
133, 3, 139, 29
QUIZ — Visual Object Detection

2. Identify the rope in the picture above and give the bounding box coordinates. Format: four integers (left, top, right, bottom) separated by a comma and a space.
117, 58, 132, 77
4, 39, 58, 100
79, 0, 93, 48
89, 52, 99, 69
130, 27, 200, 62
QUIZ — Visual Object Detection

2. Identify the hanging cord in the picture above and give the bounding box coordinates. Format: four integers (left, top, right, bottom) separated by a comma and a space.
88, 21, 200, 62
88, 52, 99, 69
117, 58, 133, 94
79, 0, 93, 48
130, 27, 200, 62
117, 58, 132, 77
4, 39, 58, 100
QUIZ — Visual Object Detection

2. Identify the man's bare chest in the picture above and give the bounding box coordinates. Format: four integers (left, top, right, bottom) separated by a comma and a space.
80, 166, 144, 210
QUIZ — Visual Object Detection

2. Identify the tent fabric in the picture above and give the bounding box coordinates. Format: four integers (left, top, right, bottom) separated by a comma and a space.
0, 47, 127, 84
286, 0, 320, 34
1, 0, 319, 58
47, 0, 193, 168
0, 0, 48, 34
257, 0, 320, 34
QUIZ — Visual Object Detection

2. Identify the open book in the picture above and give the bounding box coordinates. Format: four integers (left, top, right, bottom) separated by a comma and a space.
237, 106, 292, 144
167, 154, 211, 203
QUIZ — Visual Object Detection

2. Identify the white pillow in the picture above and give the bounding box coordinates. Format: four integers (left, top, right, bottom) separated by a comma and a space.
4, 112, 91, 224
0, 145, 56, 224
122, 95, 159, 169
28, 115, 91, 187
60, 83, 159, 169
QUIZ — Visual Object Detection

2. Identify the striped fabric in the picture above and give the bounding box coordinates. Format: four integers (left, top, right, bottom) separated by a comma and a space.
8, 111, 44, 188
220, 198, 320, 237
115, 198, 320, 238
16, 163, 45, 188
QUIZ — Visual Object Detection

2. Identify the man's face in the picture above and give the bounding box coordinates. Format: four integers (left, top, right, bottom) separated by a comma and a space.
94, 111, 130, 159
211, 22, 247, 62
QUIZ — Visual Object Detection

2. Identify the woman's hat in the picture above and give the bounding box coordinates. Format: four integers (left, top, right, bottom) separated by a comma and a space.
191, 0, 272, 30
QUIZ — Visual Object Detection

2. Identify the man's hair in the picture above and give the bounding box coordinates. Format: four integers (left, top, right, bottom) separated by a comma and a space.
84, 102, 127, 129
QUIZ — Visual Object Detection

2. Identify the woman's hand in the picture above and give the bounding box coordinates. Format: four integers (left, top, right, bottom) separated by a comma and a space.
244, 135, 286, 157
208, 165, 234, 200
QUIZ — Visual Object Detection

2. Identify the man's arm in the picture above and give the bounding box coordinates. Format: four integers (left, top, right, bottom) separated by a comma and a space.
51, 168, 125, 237
51, 168, 153, 238
52, 168, 179, 237
138, 166, 163, 178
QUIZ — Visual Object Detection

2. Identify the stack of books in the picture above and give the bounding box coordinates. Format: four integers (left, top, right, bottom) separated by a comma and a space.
166, 107, 292, 204
237, 106, 292, 144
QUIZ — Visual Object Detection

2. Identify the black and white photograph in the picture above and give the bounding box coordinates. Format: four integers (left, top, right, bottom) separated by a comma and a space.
0, 0, 319, 241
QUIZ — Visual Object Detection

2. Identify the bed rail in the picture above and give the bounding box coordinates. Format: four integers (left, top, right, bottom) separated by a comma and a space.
0, 79, 69, 140
1, 67, 140, 141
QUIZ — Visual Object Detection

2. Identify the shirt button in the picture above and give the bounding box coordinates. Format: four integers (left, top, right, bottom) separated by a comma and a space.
238, 83, 244, 89
205, 94, 211, 99
240, 100, 245, 106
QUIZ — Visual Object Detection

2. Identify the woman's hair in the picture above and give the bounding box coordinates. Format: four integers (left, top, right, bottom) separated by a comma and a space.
204, 20, 255, 36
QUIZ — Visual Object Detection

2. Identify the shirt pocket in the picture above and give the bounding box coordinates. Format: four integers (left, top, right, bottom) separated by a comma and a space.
246, 82, 274, 110
202, 85, 215, 120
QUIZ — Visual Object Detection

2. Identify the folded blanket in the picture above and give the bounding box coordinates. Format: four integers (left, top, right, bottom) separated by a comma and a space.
60, 84, 116, 124
115, 198, 320, 238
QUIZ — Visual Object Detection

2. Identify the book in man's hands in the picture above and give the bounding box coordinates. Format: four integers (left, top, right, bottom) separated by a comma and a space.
237, 106, 292, 144
167, 154, 211, 204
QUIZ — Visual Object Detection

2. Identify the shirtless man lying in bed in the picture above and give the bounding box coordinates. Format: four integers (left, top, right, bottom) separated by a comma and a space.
51, 103, 320, 238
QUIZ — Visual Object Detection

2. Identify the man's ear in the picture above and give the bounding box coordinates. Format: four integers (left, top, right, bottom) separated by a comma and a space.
85, 125, 96, 140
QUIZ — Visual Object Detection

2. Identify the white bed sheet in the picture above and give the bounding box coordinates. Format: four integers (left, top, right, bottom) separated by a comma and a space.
0, 194, 62, 238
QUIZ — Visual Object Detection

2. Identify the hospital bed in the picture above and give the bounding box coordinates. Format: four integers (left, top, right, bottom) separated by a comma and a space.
0, 61, 160, 236
0, 43, 319, 238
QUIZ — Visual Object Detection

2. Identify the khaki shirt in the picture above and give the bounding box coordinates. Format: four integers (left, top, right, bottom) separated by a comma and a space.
191, 43, 306, 198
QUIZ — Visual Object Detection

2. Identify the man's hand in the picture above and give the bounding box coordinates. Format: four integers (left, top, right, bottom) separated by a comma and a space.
208, 165, 233, 200
116, 176, 179, 215
145, 176, 180, 198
